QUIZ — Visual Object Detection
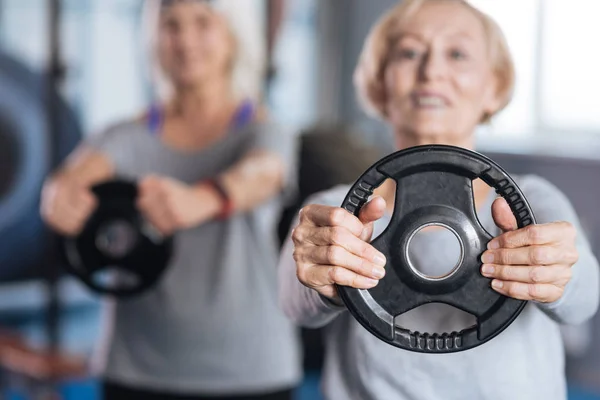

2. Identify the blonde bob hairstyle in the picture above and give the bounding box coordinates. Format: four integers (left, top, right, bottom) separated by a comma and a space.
140, 0, 267, 102
354, 0, 515, 124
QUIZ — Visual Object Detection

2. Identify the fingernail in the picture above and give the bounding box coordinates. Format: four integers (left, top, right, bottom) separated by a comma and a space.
372, 267, 385, 279
365, 278, 379, 288
481, 265, 495, 276
373, 254, 386, 266
487, 240, 499, 250
481, 253, 495, 263
491, 280, 503, 289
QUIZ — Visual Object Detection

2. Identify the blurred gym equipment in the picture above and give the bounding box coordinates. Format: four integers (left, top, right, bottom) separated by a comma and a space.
0, 0, 88, 397
0, 50, 82, 282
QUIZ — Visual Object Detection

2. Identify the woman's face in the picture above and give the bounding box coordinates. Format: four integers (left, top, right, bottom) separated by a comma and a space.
383, 1, 501, 143
157, 1, 234, 88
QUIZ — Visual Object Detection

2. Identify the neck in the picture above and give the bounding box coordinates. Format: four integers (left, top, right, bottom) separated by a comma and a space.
375, 127, 491, 214
393, 128, 476, 151
169, 77, 234, 119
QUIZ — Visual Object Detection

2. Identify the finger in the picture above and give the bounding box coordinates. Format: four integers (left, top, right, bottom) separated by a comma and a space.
295, 226, 386, 266
137, 175, 163, 196
54, 215, 86, 236
296, 245, 385, 280
78, 190, 98, 214
358, 196, 386, 242
481, 264, 572, 285
62, 200, 94, 227
481, 245, 565, 266
490, 280, 564, 302
358, 196, 386, 225
145, 211, 174, 235
137, 195, 174, 234
491, 197, 517, 233
488, 222, 575, 250
64, 187, 94, 212
136, 187, 165, 211
139, 174, 160, 186
300, 205, 364, 236
304, 264, 379, 290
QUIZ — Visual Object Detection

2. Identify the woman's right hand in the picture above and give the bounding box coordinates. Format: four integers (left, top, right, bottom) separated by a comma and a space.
40, 175, 98, 236
292, 196, 388, 301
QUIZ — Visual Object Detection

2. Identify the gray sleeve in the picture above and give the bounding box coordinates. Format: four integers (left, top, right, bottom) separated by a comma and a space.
248, 122, 299, 204
522, 175, 600, 325
278, 190, 347, 328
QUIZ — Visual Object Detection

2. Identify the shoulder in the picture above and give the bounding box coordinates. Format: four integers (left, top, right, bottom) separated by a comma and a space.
240, 118, 299, 157
245, 118, 297, 138
100, 119, 144, 136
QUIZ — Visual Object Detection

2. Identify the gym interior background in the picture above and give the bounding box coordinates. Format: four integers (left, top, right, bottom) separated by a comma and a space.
0, 0, 599, 398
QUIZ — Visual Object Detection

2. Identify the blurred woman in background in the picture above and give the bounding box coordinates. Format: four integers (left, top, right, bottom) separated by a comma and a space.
279, 1, 600, 399
40, 0, 301, 399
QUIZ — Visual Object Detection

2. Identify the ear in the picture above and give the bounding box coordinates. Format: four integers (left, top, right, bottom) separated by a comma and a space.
481, 73, 503, 119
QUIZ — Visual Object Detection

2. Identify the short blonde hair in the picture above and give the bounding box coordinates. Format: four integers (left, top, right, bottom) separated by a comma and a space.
141, 0, 267, 102
354, 0, 515, 123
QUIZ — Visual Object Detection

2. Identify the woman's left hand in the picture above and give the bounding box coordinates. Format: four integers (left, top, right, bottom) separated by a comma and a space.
480, 197, 579, 303
137, 175, 221, 235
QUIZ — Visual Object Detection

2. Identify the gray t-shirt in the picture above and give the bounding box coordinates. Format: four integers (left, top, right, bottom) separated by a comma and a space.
86, 118, 302, 394
278, 175, 600, 400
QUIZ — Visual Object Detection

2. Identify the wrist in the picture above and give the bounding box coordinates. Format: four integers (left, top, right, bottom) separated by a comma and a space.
319, 292, 346, 309
198, 178, 234, 220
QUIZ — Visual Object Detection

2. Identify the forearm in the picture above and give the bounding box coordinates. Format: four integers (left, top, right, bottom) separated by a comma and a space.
51, 145, 114, 187
217, 150, 286, 213
278, 235, 345, 328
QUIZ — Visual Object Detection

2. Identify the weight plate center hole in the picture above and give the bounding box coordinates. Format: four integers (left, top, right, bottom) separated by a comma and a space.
405, 223, 464, 281
95, 218, 138, 258
92, 266, 141, 290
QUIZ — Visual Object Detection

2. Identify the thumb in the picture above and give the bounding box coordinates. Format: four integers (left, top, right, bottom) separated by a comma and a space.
491, 197, 518, 233
358, 195, 386, 241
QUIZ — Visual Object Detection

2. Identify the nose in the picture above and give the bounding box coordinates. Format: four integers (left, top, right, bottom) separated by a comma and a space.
419, 51, 447, 82
174, 25, 199, 53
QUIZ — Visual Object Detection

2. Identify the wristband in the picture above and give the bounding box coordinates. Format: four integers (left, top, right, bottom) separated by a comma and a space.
205, 178, 234, 220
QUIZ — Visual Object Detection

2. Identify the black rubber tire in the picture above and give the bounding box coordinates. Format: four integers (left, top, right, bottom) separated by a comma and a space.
0, 52, 82, 282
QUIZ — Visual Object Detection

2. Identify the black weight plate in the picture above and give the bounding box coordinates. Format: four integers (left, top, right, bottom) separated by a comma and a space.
62, 180, 173, 297
338, 145, 536, 353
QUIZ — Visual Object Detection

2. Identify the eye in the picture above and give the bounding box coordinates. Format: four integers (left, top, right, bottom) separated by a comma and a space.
391, 47, 422, 62
450, 49, 467, 61
162, 18, 180, 34
400, 48, 420, 60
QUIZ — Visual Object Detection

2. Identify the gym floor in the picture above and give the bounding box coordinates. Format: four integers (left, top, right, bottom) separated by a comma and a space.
2, 373, 600, 400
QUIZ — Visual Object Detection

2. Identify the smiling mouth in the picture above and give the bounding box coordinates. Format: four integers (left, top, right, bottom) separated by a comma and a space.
412, 95, 448, 109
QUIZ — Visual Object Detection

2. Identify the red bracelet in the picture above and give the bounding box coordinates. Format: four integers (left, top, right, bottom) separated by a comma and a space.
205, 178, 234, 220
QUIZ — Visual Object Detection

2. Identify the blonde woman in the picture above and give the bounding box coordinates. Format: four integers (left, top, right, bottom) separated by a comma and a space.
279, 1, 599, 399
40, 0, 301, 399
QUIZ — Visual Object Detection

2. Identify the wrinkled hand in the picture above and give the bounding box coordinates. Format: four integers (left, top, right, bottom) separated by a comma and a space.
40, 176, 97, 236
481, 197, 578, 303
292, 196, 388, 301
137, 175, 220, 235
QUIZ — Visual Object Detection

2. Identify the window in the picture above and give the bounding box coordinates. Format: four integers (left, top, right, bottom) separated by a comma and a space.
0, 0, 146, 134
540, 0, 600, 131
471, 0, 600, 137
